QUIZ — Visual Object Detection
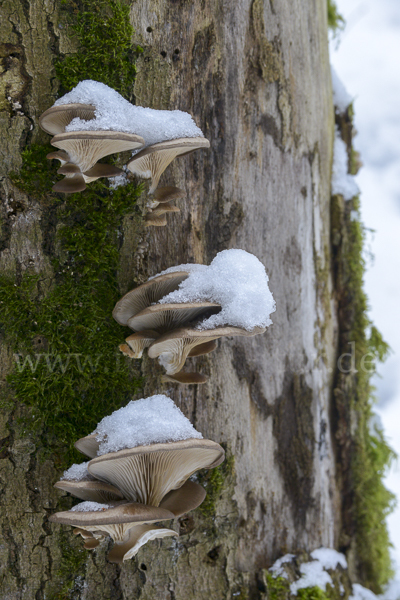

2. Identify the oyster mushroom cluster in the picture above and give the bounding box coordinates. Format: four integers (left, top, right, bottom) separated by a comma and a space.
39, 80, 210, 227
50, 395, 224, 563
114, 249, 276, 384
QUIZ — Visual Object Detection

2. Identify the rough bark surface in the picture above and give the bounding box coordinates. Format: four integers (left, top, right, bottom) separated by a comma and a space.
0, 0, 338, 598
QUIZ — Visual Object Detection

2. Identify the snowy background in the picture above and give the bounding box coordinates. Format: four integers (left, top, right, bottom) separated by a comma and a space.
330, 0, 400, 587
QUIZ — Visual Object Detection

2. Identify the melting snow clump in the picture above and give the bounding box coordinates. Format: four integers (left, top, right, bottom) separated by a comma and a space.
54, 80, 204, 147
331, 65, 352, 114
157, 249, 276, 331
62, 462, 92, 481
93, 394, 202, 455
269, 554, 295, 578
290, 547, 347, 594
332, 129, 360, 201
108, 170, 130, 190
350, 584, 379, 600
71, 501, 110, 512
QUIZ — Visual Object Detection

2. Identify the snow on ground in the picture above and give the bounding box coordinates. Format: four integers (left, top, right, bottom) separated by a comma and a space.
331, 129, 360, 200
54, 80, 204, 147
289, 548, 347, 593
157, 249, 276, 331
93, 395, 202, 455
61, 462, 92, 481
70, 501, 110, 512
269, 554, 295, 578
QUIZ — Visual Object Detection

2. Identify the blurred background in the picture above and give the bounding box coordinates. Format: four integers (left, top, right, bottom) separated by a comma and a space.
330, 0, 400, 586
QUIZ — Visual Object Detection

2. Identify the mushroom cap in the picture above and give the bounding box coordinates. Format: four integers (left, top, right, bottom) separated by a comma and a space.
84, 538, 100, 550
54, 480, 125, 503
150, 202, 180, 216
188, 339, 218, 357
123, 330, 160, 359
39, 103, 96, 135
144, 213, 167, 227
87, 438, 224, 506
153, 186, 186, 203
52, 173, 86, 194
49, 501, 175, 528
162, 372, 208, 385
148, 326, 266, 374
112, 272, 190, 326
127, 302, 221, 334
83, 163, 124, 179
159, 479, 206, 517
127, 137, 210, 193
46, 150, 70, 164
75, 433, 100, 459
58, 162, 81, 175
107, 525, 177, 563
51, 130, 145, 173
73, 527, 95, 539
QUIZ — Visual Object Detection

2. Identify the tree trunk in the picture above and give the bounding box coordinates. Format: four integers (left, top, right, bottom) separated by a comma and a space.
0, 0, 340, 598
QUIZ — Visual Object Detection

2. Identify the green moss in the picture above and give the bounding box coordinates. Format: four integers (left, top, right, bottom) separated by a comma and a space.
197, 453, 235, 517
9, 145, 58, 200
332, 188, 396, 587
327, 0, 345, 37
2, 149, 144, 466
56, 0, 143, 99
264, 572, 290, 600
298, 587, 331, 600
49, 528, 87, 599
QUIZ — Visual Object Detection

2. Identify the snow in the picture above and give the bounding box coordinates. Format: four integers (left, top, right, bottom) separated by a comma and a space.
350, 584, 379, 600
93, 394, 202, 455
70, 501, 110, 512
54, 80, 204, 147
269, 554, 295, 578
290, 548, 347, 594
61, 462, 92, 481
108, 171, 130, 190
331, 65, 352, 113
332, 129, 360, 200
156, 249, 276, 331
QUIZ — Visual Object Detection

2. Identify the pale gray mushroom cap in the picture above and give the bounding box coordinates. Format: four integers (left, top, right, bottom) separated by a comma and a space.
39, 103, 96, 135
54, 480, 125, 503
51, 130, 144, 173
127, 302, 221, 334
127, 137, 210, 193
87, 438, 224, 506
112, 271, 190, 326
75, 433, 100, 459
148, 326, 266, 374
107, 525, 177, 563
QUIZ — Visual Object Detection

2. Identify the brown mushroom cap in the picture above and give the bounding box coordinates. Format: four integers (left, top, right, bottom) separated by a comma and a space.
127, 137, 210, 193
84, 538, 100, 550
123, 330, 160, 359
188, 339, 218, 357
162, 372, 208, 385
144, 213, 167, 227
107, 525, 177, 563
127, 302, 221, 334
153, 186, 186, 203
87, 438, 224, 506
150, 202, 180, 217
51, 130, 145, 173
83, 163, 123, 179
39, 103, 96, 135
58, 162, 81, 175
159, 480, 206, 517
73, 527, 95, 539
112, 271, 190, 326
52, 173, 86, 194
54, 480, 125, 503
46, 150, 70, 164
148, 326, 266, 374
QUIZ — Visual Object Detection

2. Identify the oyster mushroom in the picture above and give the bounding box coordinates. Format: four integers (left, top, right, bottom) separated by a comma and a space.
127, 137, 210, 193
39, 103, 96, 136
112, 272, 190, 326
87, 438, 224, 506
144, 213, 167, 227
162, 372, 208, 384
54, 479, 125, 503
121, 330, 160, 359
127, 302, 221, 334
148, 326, 266, 375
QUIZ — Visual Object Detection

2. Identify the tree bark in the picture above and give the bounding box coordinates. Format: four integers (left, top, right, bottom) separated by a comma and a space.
0, 0, 339, 598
